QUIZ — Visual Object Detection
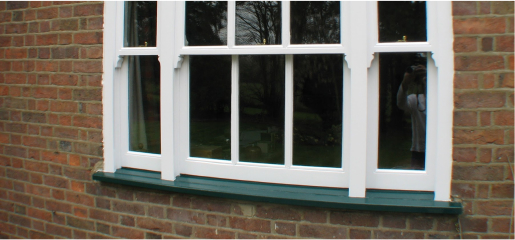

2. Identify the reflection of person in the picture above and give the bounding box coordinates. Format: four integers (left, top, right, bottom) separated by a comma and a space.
397, 63, 426, 170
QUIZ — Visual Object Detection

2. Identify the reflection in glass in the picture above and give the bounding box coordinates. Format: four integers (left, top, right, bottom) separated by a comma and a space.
129, 56, 161, 154
290, 1, 340, 44
378, 1, 426, 42
293, 55, 343, 168
124, 1, 157, 47
190, 56, 232, 160
239, 55, 285, 164
236, 2, 281, 45
185, 1, 227, 46
378, 53, 427, 170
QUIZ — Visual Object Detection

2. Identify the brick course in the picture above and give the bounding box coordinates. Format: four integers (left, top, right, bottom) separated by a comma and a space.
0, 1, 513, 239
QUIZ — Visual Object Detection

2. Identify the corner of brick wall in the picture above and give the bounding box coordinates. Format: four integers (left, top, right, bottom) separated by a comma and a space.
452, 1, 514, 238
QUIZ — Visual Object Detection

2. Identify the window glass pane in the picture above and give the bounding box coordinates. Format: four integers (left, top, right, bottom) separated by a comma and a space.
293, 55, 343, 168
129, 56, 161, 154
185, 1, 228, 46
190, 56, 232, 160
290, 1, 340, 44
378, 52, 427, 170
124, 1, 157, 47
378, 1, 427, 43
239, 55, 285, 164
236, 2, 281, 45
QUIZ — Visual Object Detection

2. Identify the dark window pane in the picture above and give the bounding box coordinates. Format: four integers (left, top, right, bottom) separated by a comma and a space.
124, 1, 157, 47
185, 1, 228, 46
293, 55, 343, 168
129, 56, 161, 154
378, 1, 427, 42
236, 2, 281, 45
378, 53, 427, 170
290, 1, 340, 44
239, 55, 285, 164
190, 56, 232, 160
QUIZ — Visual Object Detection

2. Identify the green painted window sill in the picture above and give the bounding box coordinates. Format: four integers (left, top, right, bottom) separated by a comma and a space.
92, 168, 462, 214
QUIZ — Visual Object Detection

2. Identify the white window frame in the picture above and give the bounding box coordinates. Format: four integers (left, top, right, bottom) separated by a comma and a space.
102, 1, 454, 201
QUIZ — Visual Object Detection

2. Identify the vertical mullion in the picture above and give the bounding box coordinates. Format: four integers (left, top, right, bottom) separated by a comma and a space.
282, 1, 290, 47
231, 55, 239, 164
284, 55, 293, 168
228, 1, 235, 48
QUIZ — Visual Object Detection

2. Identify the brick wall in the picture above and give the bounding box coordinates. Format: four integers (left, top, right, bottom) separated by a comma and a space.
452, 1, 514, 238
0, 1, 513, 239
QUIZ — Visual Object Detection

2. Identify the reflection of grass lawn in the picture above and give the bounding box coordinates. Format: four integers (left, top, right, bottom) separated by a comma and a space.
378, 129, 412, 169
293, 145, 341, 168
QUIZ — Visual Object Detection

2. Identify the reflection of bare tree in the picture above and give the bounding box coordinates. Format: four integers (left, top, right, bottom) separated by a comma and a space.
236, 1, 281, 45
186, 1, 227, 46
290, 1, 340, 44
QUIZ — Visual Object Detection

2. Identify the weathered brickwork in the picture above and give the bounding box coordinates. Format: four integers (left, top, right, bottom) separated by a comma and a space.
0, 1, 512, 239
452, 1, 514, 239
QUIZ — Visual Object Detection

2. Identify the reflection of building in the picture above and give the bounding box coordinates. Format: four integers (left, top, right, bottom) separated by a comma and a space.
0, 1, 513, 239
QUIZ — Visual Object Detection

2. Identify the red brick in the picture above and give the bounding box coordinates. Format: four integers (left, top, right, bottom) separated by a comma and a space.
51, 74, 78, 86
28, 208, 52, 222
409, 215, 434, 230
73, 116, 102, 129
36, 61, 59, 72
375, 230, 424, 239
112, 201, 145, 215
460, 217, 488, 232
303, 209, 327, 223
454, 18, 506, 34
451, 183, 476, 199
195, 227, 236, 239
495, 147, 514, 163
174, 223, 193, 237
6, 23, 28, 34
452, 1, 477, 15
87, 17, 103, 30
492, 1, 514, 14
5, 73, 27, 84
454, 129, 504, 145
50, 101, 78, 113
274, 222, 295, 236
299, 224, 347, 239
66, 192, 94, 207
25, 160, 48, 173
74, 32, 102, 44
255, 205, 301, 220
90, 209, 119, 223
22, 136, 47, 148
5, 48, 27, 59
482, 37, 493, 52
73, 61, 102, 73
167, 208, 205, 224
491, 183, 514, 198
480, 111, 491, 126
453, 165, 504, 181
349, 229, 371, 239
74, 4, 103, 16
330, 211, 379, 227
73, 88, 101, 101
490, 218, 514, 233
493, 111, 514, 126
46, 224, 72, 238
112, 226, 144, 239
478, 148, 492, 163
67, 216, 95, 231
36, 34, 58, 46
44, 175, 68, 189
496, 36, 514, 52
454, 37, 477, 52
454, 111, 477, 126
135, 191, 170, 205
37, 7, 58, 19
26, 184, 51, 198
229, 217, 271, 233
136, 217, 173, 233
499, 72, 514, 88
172, 195, 191, 208
455, 56, 505, 71
41, 151, 67, 164
148, 206, 164, 219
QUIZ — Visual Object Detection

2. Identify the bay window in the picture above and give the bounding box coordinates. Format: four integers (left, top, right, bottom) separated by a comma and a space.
102, 1, 454, 201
